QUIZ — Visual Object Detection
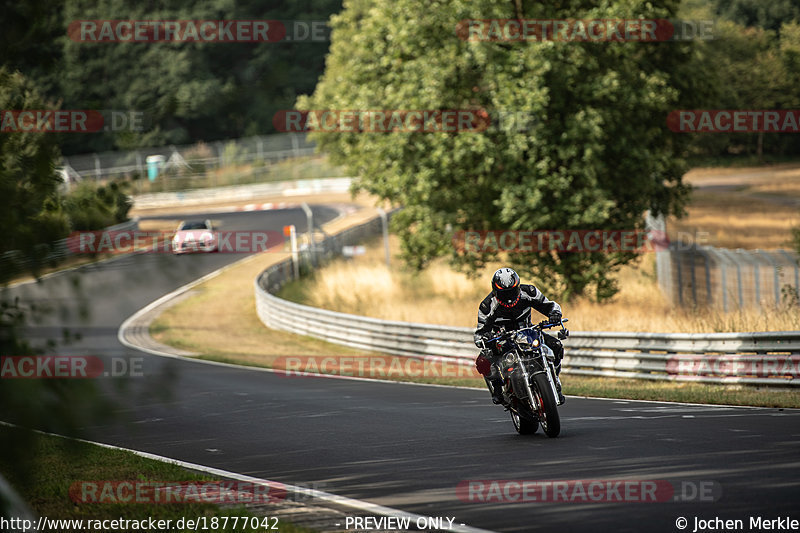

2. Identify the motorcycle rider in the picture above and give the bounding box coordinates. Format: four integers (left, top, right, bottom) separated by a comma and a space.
474, 267, 566, 405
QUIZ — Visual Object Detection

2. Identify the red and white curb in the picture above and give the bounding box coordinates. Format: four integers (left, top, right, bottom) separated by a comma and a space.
182, 202, 360, 216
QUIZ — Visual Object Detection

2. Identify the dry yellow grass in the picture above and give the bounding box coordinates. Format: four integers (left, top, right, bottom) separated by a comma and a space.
673, 164, 800, 249
150, 204, 394, 364
151, 249, 377, 366
669, 190, 799, 249
292, 235, 800, 333
290, 164, 800, 333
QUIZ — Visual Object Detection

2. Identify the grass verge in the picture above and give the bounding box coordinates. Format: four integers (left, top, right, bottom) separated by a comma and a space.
149, 236, 799, 408
279, 235, 800, 333
0, 425, 314, 532
149, 166, 799, 408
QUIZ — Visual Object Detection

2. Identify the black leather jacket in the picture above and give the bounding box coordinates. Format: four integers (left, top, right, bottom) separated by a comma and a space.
473, 284, 562, 347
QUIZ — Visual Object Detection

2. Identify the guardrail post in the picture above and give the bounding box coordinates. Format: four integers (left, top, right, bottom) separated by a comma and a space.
94, 154, 101, 181
690, 249, 698, 306
301, 202, 315, 266
676, 250, 684, 306
288, 225, 299, 279
377, 208, 390, 269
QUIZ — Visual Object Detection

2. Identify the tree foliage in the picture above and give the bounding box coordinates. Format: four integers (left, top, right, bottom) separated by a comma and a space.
1, 0, 797, 163
0, 68, 133, 283
715, 0, 800, 32
302, 0, 699, 299
0, 67, 66, 262
0, 0, 342, 155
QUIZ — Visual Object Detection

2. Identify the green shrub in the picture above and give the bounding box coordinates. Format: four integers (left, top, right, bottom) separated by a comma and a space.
62, 181, 131, 231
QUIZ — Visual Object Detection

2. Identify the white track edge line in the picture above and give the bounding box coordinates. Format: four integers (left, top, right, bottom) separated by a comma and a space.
116, 219, 794, 409
0, 422, 496, 533
118, 280, 791, 409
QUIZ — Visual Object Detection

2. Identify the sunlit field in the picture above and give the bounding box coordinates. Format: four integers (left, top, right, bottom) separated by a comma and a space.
282, 235, 799, 333
671, 164, 800, 249
283, 166, 800, 334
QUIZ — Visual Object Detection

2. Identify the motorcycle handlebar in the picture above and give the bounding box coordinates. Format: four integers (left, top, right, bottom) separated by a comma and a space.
537, 317, 569, 329
486, 318, 568, 343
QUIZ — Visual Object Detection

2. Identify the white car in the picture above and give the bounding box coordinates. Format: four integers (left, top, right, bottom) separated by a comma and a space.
172, 219, 217, 254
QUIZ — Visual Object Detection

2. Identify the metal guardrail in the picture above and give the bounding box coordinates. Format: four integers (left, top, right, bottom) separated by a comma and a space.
255, 218, 800, 387
131, 178, 353, 209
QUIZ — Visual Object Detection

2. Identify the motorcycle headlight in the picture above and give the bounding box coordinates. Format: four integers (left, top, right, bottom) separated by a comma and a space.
515, 330, 540, 348
515, 331, 530, 347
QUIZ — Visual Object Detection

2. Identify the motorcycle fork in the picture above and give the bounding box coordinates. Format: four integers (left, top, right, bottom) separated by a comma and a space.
538, 352, 560, 404
512, 350, 539, 414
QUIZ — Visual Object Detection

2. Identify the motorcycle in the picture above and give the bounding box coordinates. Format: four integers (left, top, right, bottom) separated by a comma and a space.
485, 310, 569, 437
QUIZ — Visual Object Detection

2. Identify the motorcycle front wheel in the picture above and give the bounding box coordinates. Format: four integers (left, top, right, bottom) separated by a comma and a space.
532, 373, 561, 437
510, 399, 539, 435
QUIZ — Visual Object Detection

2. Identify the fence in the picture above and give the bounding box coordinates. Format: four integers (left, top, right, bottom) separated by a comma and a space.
647, 214, 800, 311
255, 216, 800, 387
59, 133, 342, 192
656, 244, 800, 311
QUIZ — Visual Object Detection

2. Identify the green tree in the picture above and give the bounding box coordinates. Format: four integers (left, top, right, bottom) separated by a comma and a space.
301, 0, 696, 300
55, 0, 342, 153
715, 0, 800, 32
0, 69, 108, 485
62, 180, 131, 230
0, 68, 69, 280
686, 18, 800, 161
0, 0, 343, 154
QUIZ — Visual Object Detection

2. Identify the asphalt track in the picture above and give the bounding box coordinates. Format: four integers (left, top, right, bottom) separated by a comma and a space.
4, 205, 800, 533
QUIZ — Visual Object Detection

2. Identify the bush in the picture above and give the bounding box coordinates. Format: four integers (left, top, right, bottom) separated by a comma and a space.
62, 181, 131, 231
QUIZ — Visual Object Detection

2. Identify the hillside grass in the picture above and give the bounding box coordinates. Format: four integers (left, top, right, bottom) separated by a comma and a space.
281, 234, 800, 333
0, 425, 314, 532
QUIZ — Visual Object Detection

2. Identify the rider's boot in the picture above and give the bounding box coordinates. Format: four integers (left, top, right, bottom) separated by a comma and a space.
484, 366, 507, 405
